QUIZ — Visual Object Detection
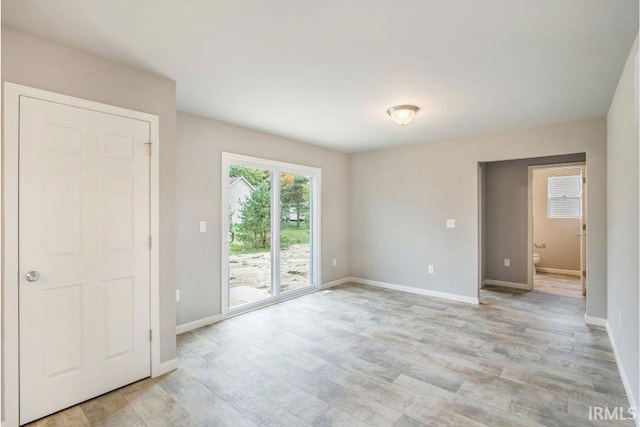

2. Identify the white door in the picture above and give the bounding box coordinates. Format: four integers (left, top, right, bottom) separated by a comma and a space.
19, 97, 151, 424
580, 168, 587, 295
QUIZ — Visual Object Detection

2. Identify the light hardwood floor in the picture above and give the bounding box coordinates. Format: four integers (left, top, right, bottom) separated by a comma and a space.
28, 283, 631, 426
534, 272, 584, 298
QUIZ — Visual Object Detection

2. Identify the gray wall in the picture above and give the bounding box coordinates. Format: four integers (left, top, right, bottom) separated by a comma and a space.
2, 27, 178, 362
532, 166, 583, 272
484, 154, 585, 284
175, 112, 350, 326
350, 118, 607, 318
606, 34, 639, 409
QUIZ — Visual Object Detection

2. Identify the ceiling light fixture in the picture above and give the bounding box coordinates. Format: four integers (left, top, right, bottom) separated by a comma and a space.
387, 104, 419, 126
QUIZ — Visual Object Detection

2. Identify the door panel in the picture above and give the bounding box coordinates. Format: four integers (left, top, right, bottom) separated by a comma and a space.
280, 172, 312, 293
227, 167, 273, 308
580, 168, 587, 295
19, 97, 151, 424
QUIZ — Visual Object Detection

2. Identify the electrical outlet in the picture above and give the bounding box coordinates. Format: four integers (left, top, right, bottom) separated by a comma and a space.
176, 289, 180, 302
199, 221, 207, 233
332, 258, 337, 267
428, 265, 434, 274
446, 219, 456, 228
504, 259, 510, 267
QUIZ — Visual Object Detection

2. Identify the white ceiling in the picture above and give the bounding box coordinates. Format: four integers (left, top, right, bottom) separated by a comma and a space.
3, 1, 638, 152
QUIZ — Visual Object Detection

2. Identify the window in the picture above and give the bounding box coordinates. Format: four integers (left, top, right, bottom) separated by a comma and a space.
548, 175, 582, 218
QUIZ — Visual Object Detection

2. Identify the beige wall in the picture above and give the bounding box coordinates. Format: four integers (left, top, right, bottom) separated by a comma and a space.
606, 34, 638, 410
533, 166, 583, 272
350, 118, 606, 318
483, 154, 585, 284
175, 112, 350, 326
1, 27, 178, 363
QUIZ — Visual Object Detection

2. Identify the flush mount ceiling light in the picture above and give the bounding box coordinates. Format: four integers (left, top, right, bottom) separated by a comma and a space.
387, 104, 419, 126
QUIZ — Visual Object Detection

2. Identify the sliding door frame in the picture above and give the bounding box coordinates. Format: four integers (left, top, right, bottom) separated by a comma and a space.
221, 152, 321, 317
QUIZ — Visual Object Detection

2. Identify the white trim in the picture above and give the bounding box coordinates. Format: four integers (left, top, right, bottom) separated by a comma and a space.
4, 83, 21, 427
320, 277, 353, 290
606, 322, 638, 424
477, 163, 484, 302
527, 165, 534, 290
535, 267, 581, 277
220, 152, 321, 317
154, 358, 179, 377
148, 101, 162, 380
221, 158, 230, 318
482, 279, 530, 290
584, 314, 607, 327
351, 277, 479, 305
176, 314, 223, 335
2, 83, 162, 425
272, 169, 281, 299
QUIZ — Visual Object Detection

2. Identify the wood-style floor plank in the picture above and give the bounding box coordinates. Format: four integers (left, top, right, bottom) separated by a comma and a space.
27, 279, 632, 426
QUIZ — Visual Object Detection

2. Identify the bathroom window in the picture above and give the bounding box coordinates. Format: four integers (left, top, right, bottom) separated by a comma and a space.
548, 176, 582, 218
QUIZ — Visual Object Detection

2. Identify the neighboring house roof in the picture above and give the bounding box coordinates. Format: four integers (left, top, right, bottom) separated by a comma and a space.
229, 176, 255, 191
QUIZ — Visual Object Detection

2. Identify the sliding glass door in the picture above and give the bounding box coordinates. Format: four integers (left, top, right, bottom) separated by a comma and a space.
227, 166, 273, 308
279, 172, 313, 293
222, 153, 320, 315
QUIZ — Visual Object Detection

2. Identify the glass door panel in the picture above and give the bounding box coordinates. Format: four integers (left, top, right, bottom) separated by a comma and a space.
280, 172, 312, 293
227, 166, 272, 308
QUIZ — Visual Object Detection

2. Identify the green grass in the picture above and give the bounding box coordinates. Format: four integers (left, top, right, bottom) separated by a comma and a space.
229, 222, 310, 255
229, 243, 270, 255
280, 222, 310, 245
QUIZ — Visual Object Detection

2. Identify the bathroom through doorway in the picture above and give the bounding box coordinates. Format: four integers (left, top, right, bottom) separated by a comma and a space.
478, 153, 587, 301
528, 162, 586, 298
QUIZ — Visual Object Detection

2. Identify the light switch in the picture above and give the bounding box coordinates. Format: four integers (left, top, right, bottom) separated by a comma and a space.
446, 219, 456, 228
428, 265, 434, 274
199, 221, 207, 233
504, 258, 510, 267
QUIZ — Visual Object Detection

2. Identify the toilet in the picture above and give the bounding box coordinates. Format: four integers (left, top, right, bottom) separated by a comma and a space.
533, 253, 540, 265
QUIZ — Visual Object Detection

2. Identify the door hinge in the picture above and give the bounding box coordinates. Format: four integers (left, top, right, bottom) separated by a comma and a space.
583, 270, 587, 278
145, 142, 153, 156
582, 177, 586, 184
583, 224, 587, 231
149, 329, 153, 341
149, 236, 152, 249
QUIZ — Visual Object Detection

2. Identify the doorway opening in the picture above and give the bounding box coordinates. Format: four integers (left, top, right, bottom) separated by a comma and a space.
478, 153, 587, 301
529, 163, 586, 298
221, 153, 320, 316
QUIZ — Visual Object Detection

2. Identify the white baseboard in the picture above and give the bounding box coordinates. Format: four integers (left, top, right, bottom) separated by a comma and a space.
606, 322, 638, 425
176, 314, 223, 335
584, 314, 607, 327
535, 267, 581, 277
320, 277, 353, 290
153, 358, 178, 377
350, 277, 479, 305
482, 279, 530, 290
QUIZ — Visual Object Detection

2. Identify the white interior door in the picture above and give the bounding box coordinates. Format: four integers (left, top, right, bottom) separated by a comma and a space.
580, 168, 587, 295
19, 97, 151, 424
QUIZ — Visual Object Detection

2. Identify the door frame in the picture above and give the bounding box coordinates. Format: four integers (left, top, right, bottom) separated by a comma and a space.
527, 162, 586, 290
2, 83, 162, 427
220, 152, 321, 318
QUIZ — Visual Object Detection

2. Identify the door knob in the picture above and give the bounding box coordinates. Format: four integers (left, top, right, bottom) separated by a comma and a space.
25, 271, 40, 282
